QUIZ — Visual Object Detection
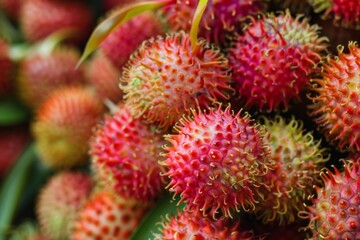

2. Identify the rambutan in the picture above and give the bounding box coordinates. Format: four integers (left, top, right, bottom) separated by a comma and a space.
160, 0, 268, 46
120, 31, 233, 129
36, 171, 93, 240
254, 115, 328, 225
304, 160, 360, 239
161, 106, 273, 219
0, 0, 21, 19
19, 0, 93, 44
90, 103, 166, 201
32, 87, 104, 168
154, 210, 252, 240
309, 0, 360, 29
100, 11, 165, 69
228, 10, 328, 112
17, 46, 86, 108
72, 190, 149, 240
308, 42, 360, 152
85, 50, 122, 103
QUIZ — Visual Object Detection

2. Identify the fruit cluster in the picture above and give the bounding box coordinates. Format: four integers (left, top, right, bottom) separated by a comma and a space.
0, 0, 359, 239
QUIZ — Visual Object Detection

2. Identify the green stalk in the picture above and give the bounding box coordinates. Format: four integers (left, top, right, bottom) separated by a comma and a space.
0, 143, 37, 240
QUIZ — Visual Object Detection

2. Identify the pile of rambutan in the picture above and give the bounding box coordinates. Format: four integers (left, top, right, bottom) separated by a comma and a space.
0, 0, 360, 239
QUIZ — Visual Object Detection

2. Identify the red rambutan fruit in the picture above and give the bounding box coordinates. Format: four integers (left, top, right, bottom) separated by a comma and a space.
19, 0, 93, 44
160, 0, 268, 47
100, 11, 165, 70
309, 0, 360, 29
0, 0, 21, 20
254, 115, 328, 225
154, 210, 253, 240
0, 38, 13, 97
72, 190, 149, 240
308, 42, 360, 153
304, 160, 360, 239
228, 10, 328, 112
90, 103, 166, 201
102, 0, 141, 11
161, 106, 273, 219
36, 171, 93, 240
32, 86, 104, 168
17, 46, 86, 108
120, 31, 233, 129
85, 50, 122, 103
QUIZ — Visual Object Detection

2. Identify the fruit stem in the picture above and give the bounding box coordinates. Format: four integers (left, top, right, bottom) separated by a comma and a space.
190, 0, 208, 54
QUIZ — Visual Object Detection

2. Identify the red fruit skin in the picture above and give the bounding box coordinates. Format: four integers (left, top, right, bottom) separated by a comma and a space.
72, 190, 149, 240
17, 47, 86, 108
20, 0, 93, 44
85, 50, 122, 103
100, 12, 165, 69
160, 0, 268, 47
306, 160, 360, 239
120, 31, 233, 129
0, 126, 30, 178
0, 38, 13, 97
102, 0, 141, 11
155, 210, 252, 240
91, 104, 166, 201
308, 42, 360, 152
162, 106, 272, 219
228, 11, 328, 112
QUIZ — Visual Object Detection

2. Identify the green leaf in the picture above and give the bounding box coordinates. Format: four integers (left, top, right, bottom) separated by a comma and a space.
131, 192, 185, 240
0, 98, 31, 126
0, 10, 22, 43
78, 0, 171, 66
190, 0, 208, 53
0, 143, 37, 240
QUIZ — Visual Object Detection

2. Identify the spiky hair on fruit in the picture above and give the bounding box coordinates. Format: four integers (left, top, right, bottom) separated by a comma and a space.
303, 159, 360, 239
120, 31, 233, 129
154, 210, 253, 240
253, 115, 328, 225
308, 42, 360, 153
100, 11, 165, 69
228, 10, 328, 112
36, 171, 92, 240
72, 190, 150, 240
85, 50, 122, 103
9, 222, 47, 240
161, 105, 273, 219
159, 0, 268, 47
309, 0, 360, 29
32, 86, 104, 168
19, 0, 93, 44
17, 46, 86, 108
0, 38, 13, 97
90, 103, 166, 201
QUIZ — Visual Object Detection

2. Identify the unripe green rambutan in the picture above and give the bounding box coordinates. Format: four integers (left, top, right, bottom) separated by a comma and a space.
36, 171, 92, 240
308, 42, 360, 152
162, 106, 273, 219
309, 0, 360, 29
228, 10, 328, 112
17, 46, 86, 108
90, 103, 166, 201
305, 160, 360, 239
72, 190, 149, 240
159, 0, 268, 47
120, 31, 233, 129
254, 115, 328, 225
32, 87, 104, 168
154, 210, 253, 240
9, 222, 48, 240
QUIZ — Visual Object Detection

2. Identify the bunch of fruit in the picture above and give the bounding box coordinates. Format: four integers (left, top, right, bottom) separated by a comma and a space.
0, 0, 359, 239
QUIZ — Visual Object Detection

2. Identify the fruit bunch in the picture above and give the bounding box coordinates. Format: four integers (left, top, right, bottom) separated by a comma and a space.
0, 0, 360, 239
